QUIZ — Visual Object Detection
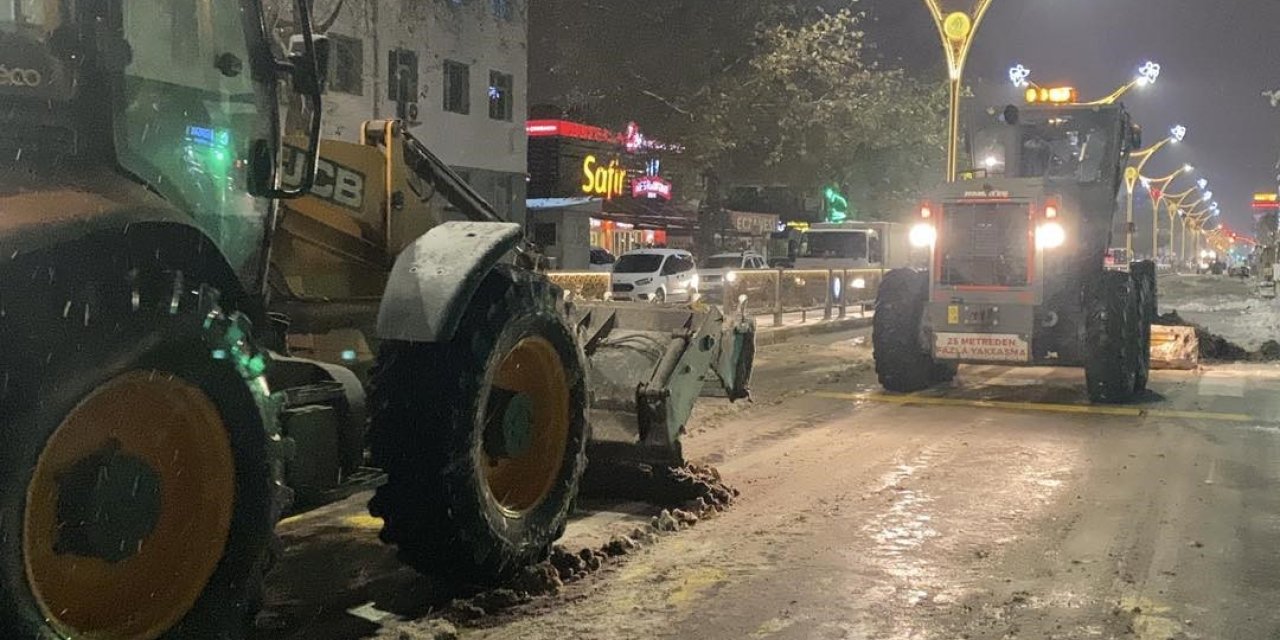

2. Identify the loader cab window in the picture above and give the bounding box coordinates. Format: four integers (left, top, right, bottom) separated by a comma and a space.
0, 0, 57, 30
973, 115, 1113, 184
1022, 122, 1108, 182
113, 0, 277, 285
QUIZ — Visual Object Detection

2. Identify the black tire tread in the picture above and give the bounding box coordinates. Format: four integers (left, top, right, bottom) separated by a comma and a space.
874, 269, 947, 392
1085, 270, 1140, 403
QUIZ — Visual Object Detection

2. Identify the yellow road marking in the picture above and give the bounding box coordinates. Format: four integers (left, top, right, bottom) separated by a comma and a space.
814, 391, 1257, 423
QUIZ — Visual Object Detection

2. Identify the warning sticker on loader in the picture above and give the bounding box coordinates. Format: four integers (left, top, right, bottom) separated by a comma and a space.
935, 333, 1029, 362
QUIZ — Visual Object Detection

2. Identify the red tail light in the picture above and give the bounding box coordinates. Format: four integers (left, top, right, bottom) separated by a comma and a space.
1044, 199, 1059, 219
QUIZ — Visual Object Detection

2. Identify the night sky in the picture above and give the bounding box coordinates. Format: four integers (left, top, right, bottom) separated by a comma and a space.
863, 0, 1280, 234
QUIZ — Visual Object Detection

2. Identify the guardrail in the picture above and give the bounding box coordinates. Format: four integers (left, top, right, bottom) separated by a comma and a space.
547, 268, 885, 328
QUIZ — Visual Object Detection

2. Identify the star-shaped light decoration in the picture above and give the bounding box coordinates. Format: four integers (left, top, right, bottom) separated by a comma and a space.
1008, 64, 1031, 88
1170, 124, 1187, 142
1137, 61, 1162, 87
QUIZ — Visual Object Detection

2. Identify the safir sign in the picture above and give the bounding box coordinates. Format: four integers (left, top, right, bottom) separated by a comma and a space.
581, 155, 625, 200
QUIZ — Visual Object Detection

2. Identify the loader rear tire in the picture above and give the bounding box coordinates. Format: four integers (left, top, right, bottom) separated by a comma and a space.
368, 265, 589, 584
1085, 270, 1140, 403
874, 269, 948, 393
0, 248, 278, 640
1130, 261, 1157, 392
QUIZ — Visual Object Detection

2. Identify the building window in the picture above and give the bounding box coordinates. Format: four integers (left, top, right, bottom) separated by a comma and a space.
327, 34, 364, 95
443, 60, 470, 115
491, 0, 511, 19
533, 222, 557, 247
488, 71, 513, 121
388, 48, 419, 121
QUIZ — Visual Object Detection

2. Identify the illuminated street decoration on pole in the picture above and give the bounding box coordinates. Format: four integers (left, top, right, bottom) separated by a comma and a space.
1008, 64, 1031, 88
1137, 61, 1162, 86
924, 0, 995, 182
1123, 121, 1186, 255
1086, 60, 1162, 106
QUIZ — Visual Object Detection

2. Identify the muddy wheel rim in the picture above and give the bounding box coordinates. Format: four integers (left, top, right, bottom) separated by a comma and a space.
482, 336, 571, 517
24, 371, 236, 640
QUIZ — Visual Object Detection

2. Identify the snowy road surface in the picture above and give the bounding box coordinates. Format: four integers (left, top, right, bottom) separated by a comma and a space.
257, 273, 1280, 640
1160, 274, 1280, 350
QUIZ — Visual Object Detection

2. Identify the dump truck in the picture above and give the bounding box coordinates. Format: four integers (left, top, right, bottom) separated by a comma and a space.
874, 96, 1155, 403
0, 2, 752, 638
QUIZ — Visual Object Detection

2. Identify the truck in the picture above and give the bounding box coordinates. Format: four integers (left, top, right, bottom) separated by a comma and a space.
794, 221, 916, 271
873, 96, 1154, 403
0, 2, 753, 638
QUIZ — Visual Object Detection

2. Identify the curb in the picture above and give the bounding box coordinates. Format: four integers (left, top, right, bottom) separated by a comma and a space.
755, 316, 873, 347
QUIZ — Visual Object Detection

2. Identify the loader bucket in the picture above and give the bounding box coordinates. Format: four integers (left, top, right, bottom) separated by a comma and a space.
1150, 324, 1199, 370
570, 301, 755, 467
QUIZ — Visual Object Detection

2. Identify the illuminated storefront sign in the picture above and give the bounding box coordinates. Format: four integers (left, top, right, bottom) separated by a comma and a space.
581, 155, 626, 200
632, 176, 673, 200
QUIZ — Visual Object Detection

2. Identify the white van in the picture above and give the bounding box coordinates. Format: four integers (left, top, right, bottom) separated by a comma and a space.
699, 251, 767, 297
609, 249, 698, 303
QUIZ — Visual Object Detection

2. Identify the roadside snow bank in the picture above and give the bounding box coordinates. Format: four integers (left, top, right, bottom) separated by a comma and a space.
1159, 275, 1280, 351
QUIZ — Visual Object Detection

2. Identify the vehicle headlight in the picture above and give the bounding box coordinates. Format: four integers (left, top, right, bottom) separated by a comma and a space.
909, 223, 937, 248
1036, 221, 1066, 249
725, 271, 739, 283
635, 278, 653, 286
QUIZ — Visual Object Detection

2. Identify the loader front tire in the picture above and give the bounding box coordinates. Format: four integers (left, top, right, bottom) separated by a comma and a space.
874, 269, 950, 393
1085, 270, 1140, 403
369, 265, 589, 584
0, 250, 278, 640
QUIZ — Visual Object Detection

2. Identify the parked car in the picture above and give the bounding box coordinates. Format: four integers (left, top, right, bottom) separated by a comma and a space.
589, 246, 616, 272
699, 251, 768, 300
610, 248, 698, 303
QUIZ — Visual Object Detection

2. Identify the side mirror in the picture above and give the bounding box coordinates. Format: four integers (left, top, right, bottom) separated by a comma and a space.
289, 34, 331, 96
267, 0, 325, 200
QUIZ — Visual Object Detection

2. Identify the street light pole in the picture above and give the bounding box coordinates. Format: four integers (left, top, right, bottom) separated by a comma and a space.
1184, 205, 1214, 262
1161, 187, 1199, 268
925, 0, 994, 183
1142, 164, 1194, 260
1083, 61, 1162, 106
1124, 124, 1186, 255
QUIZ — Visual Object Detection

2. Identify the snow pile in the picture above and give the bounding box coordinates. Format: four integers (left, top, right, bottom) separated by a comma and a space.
1158, 275, 1280, 352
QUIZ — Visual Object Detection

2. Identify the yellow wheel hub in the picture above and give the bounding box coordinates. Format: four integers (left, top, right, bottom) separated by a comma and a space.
24, 371, 236, 640
482, 336, 571, 516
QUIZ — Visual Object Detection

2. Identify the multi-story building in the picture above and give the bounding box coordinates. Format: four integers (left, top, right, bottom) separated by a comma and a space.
275, 0, 528, 225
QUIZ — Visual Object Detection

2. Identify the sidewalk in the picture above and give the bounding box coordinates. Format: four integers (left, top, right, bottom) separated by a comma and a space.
753, 308, 873, 346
